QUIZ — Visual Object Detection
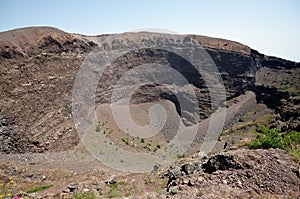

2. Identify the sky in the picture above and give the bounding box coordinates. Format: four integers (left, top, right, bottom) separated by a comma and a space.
0, 0, 299, 62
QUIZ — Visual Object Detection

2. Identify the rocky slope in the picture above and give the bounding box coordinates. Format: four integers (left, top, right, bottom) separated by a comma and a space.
0, 27, 94, 153
162, 148, 300, 198
1, 148, 298, 198
0, 26, 299, 154
0, 26, 299, 198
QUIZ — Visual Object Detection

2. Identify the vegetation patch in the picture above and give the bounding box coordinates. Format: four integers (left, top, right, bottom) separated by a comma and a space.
74, 191, 96, 199
98, 180, 138, 198
247, 125, 300, 162
0, 176, 16, 198
26, 184, 53, 194
95, 123, 101, 132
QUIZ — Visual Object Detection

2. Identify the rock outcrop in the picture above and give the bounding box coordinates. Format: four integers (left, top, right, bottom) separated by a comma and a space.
163, 148, 300, 198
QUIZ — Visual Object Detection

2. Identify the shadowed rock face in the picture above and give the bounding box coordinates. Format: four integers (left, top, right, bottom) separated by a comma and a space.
0, 27, 299, 153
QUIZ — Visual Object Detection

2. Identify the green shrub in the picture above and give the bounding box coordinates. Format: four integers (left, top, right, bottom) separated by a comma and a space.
247, 126, 300, 162
248, 126, 283, 149
141, 138, 145, 143
284, 130, 300, 146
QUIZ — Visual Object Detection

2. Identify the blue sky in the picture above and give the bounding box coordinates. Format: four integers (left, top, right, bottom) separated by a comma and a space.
0, 0, 299, 61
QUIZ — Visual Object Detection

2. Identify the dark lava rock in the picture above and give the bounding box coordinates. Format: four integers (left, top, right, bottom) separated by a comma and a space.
202, 154, 243, 173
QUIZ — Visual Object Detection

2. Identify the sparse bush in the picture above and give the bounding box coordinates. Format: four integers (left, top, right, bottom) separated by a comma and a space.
26, 184, 53, 194
141, 138, 145, 143
74, 191, 96, 199
108, 184, 119, 198
176, 154, 185, 159
197, 190, 204, 197
153, 144, 161, 152
239, 117, 245, 122
95, 123, 101, 132
144, 143, 151, 151
99, 181, 134, 198
121, 138, 129, 145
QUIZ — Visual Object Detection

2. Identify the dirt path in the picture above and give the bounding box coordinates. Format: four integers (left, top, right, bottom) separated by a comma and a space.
0, 144, 111, 173
186, 91, 257, 155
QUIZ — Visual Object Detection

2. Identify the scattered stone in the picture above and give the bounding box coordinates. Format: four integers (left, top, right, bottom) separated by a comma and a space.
67, 183, 78, 192
62, 187, 70, 193
291, 166, 300, 178
83, 188, 90, 193
105, 175, 117, 185
16, 191, 30, 197
92, 181, 101, 191
169, 186, 178, 194
237, 180, 242, 187
197, 177, 205, 183
181, 162, 199, 175
166, 167, 181, 181
188, 179, 195, 186
60, 192, 72, 199
182, 178, 189, 184
198, 151, 208, 159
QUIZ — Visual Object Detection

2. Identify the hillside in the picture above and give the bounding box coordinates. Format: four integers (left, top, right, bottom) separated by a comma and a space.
0, 27, 299, 198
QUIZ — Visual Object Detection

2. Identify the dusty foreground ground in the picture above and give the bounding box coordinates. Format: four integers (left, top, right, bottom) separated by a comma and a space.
0, 146, 299, 199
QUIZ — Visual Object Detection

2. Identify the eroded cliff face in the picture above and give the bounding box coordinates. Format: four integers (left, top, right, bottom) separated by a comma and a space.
89, 33, 258, 124
0, 27, 298, 153
0, 27, 95, 153
254, 52, 300, 131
